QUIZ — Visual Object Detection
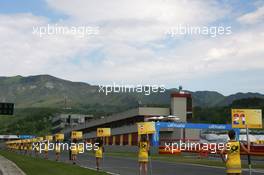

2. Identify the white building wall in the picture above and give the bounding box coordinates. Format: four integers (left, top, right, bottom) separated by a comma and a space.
171, 97, 187, 122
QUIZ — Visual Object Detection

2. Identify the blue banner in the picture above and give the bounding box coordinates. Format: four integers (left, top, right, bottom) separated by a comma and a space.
152, 122, 239, 146
18, 135, 35, 139
156, 122, 233, 130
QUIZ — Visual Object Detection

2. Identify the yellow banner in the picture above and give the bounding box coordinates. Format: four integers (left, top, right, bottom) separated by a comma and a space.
45, 135, 53, 141
37, 137, 43, 141
137, 122, 156, 135
71, 131, 83, 139
232, 109, 262, 129
97, 128, 111, 137
55, 134, 64, 141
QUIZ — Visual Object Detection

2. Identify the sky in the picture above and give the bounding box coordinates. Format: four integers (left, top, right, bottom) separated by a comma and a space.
0, 0, 264, 95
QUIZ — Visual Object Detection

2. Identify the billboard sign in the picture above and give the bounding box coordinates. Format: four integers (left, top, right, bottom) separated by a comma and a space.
232, 109, 262, 129
97, 128, 111, 137
137, 122, 156, 135
71, 131, 83, 139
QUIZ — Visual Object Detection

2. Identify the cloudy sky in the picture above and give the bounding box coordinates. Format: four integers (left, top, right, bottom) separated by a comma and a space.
0, 0, 264, 95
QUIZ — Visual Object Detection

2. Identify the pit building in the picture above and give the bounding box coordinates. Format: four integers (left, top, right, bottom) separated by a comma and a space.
63, 92, 200, 145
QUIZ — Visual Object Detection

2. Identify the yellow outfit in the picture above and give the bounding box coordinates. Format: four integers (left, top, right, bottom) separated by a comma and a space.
28, 143, 32, 151
226, 141, 241, 174
95, 146, 103, 158
78, 144, 84, 154
55, 144, 61, 153
138, 141, 149, 162
36, 144, 40, 152
71, 146, 78, 155
44, 143, 49, 152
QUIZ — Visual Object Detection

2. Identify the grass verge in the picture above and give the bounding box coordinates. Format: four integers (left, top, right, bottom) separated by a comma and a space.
0, 150, 108, 175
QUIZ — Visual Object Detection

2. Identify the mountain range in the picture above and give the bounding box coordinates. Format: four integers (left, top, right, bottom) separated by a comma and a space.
0, 75, 264, 111
1, 75, 264, 135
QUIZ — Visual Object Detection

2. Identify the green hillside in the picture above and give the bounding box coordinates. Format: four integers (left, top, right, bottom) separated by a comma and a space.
192, 97, 264, 124
1, 75, 264, 109
0, 75, 264, 135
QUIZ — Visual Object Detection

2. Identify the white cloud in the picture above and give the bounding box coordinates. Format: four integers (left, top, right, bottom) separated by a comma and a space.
45, 0, 229, 43
238, 6, 264, 24
0, 13, 102, 76
206, 48, 238, 60
0, 0, 264, 94
46, 0, 226, 24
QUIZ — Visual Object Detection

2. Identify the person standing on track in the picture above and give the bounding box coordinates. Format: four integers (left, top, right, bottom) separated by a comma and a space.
44, 140, 49, 159
138, 134, 150, 175
220, 130, 250, 175
71, 138, 78, 164
34, 140, 40, 157
55, 140, 61, 161
95, 137, 104, 171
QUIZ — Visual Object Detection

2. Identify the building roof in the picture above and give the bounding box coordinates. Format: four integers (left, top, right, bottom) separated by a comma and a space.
63, 107, 170, 133
52, 114, 93, 122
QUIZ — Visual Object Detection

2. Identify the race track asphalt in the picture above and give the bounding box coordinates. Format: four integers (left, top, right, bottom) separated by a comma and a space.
44, 151, 264, 175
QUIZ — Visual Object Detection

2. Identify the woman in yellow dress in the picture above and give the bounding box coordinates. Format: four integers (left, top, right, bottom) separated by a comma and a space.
27, 141, 32, 156
138, 134, 150, 175
71, 139, 78, 164
95, 138, 104, 171
20, 141, 24, 154
55, 140, 61, 161
35, 141, 40, 157
221, 130, 250, 175
44, 141, 49, 159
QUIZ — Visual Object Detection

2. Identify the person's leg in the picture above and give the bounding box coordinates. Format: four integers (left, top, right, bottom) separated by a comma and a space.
139, 162, 142, 175
72, 155, 75, 164
96, 158, 99, 170
143, 162, 147, 175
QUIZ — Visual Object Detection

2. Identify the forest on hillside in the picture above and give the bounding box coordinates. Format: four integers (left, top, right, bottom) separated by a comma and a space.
0, 98, 263, 135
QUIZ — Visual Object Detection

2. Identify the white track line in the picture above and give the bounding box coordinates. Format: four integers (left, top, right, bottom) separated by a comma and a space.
154, 159, 264, 174
80, 165, 120, 175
